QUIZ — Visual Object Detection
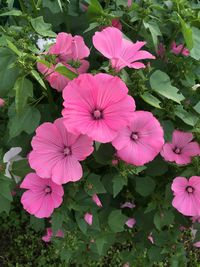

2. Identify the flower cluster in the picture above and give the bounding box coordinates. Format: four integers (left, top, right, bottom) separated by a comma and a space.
20, 26, 200, 225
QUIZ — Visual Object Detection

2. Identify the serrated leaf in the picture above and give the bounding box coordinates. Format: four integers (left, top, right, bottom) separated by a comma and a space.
177, 14, 193, 50
31, 70, 47, 90
135, 176, 155, 197
143, 20, 162, 48
112, 175, 127, 197
85, 174, 106, 196
30, 16, 56, 37
150, 70, 185, 104
55, 64, 78, 80
108, 210, 127, 232
6, 39, 22, 56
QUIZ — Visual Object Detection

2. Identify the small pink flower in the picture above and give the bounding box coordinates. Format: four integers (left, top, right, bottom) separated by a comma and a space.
171, 41, 190, 57
148, 232, 154, 244
171, 176, 200, 216
20, 173, 64, 218
42, 227, 64, 242
156, 43, 166, 58
123, 263, 130, 267
0, 98, 5, 107
84, 212, 93, 225
125, 218, 136, 228
161, 130, 200, 165
29, 118, 94, 185
121, 202, 135, 209
93, 27, 155, 72
62, 73, 135, 143
127, 0, 132, 7
111, 19, 122, 30
92, 194, 102, 207
112, 111, 164, 166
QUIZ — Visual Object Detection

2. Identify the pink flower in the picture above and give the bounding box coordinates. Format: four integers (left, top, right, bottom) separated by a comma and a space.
84, 212, 93, 225
123, 263, 130, 267
111, 19, 122, 30
93, 27, 155, 72
49, 32, 90, 62
37, 61, 89, 92
171, 41, 190, 56
125, 218, 136, 228
0, 98, 5, 107
92, 194, 102, 207
127, 0, 132, 7
112, 111, 164, 166
121, 202, 135, 209
194, 241, 200, 248
171, 176, 200, 216
20, 173, 64, 218
161, 130, 200, 165
148, 232, 154, 244
62, 73, 135, 143
29, 118, 94, 185
156, 43, 166, 58
42, 227, 64, 242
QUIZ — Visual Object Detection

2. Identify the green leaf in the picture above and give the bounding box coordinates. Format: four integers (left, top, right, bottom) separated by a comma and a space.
146, 157, 168, 176
0, 47, 19, 97
141, 92, 162, 109
14, 77, 33, 115
12, 159, 33, 178
6, 39, 22, 56
75, 212, 87, 234
87, 0, 104, 21
177, 14, 193, 50
135, 176, 156, 197
55, 64, 78, 80
112, 175, 127, 198
150, 70, 185, 103
108, 210, 127, 232
30, 16, 56, 37
175, 105, 198, 126
93, 143, 115, 165
51, 210, 65, 233
85, 174, 106, 196
30, 216, 45, 232
31, 70, 47, 90
190, 27, 200, 60
143, 20, 162, 48
194, 101, 200, 114
8, 105, 41, 138
148, 246, 164, 262
0, 10, 22, 16
0, 175, 13, 215
154, 210, 175, 230
84, 22, 99, 33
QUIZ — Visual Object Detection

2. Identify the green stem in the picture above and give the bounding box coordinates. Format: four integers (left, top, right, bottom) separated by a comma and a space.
30, 0, 38, 16
18, 0, 27, 13
36, 0, 42, 8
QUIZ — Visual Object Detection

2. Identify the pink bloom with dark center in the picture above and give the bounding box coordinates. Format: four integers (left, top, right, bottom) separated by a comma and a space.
62, 73, 135, 143
161, 130, 200, 165
171, 176, 200, 216
42, 227, 64, 242
29, 118, 94, 185
93, 27, 155, 72
125, 218, 136, 228
84, 212, 93, 225
20, 173, 64, 218
171, 41, 190, 57
92, 194, 102, 207
112, 111, 164, 166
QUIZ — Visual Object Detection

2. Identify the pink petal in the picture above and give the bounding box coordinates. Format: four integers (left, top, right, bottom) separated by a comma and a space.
181, 142, 200, 157
20, 173, 46, 191
52, 156, 83, 185
172, 130, 193, 148
84, 212, 93, 225
171, 177, 188, 194
160, 143, 177, 162
35, 194, 55, 218
92, 194, 102, 207
71, 35, 90, 60
172, 193, 200, 216
121, 202, 135, 209
93, 27, 122, 59
125, 218, 136, 228
49, 32, 73, 56
71, 134, 94, 161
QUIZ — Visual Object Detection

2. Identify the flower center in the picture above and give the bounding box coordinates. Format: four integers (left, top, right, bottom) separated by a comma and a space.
64, 146, 71, 156
186, 186, 194, 193
93, 109, 102, 120
131, 132, 139, 141
45, 186, 52, 194
174, 147, 181, 154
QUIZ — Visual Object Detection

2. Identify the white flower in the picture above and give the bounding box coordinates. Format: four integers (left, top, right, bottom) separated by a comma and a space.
3, 147, 22, 183
36, 37, 56, 52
